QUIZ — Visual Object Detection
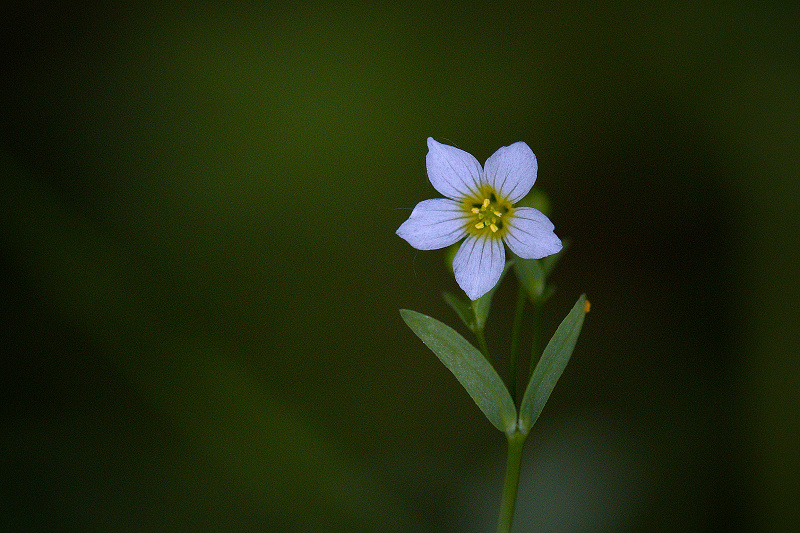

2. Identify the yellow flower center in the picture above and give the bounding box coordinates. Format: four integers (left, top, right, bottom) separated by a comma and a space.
464, 186, 513, 238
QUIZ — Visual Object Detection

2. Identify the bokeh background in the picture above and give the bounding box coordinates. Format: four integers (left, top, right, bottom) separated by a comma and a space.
2, 2, 798, 531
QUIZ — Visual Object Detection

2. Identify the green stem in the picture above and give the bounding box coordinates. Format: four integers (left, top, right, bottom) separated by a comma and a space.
508, 287, 526, 406
475, 328, 491, 361
528, 297, 544, 378
496, 431, 526, 533
471, 300, 492, 361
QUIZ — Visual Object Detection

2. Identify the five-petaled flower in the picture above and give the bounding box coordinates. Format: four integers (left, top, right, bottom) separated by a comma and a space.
397, 138, 562, 301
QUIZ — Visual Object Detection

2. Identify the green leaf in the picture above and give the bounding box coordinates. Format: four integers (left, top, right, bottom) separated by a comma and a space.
472, 260, 513, 331
400, 310, 517, 434
518, 294, 588, 435
442, 291, 476, 332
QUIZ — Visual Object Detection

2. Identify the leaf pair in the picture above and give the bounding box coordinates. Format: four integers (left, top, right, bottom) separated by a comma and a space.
400, 294, 587, 436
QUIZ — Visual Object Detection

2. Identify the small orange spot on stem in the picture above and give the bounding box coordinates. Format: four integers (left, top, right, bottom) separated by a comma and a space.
584, 300, 591, 313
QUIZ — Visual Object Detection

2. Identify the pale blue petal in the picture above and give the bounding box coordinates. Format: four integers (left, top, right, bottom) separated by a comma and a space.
504, 207, 562, 259
484, 142, 538, 203
426, 137, 483, 200
453, 234, 505, 301
396, 198, 468, 250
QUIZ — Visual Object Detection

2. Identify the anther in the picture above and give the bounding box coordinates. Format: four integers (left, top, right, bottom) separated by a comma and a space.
475, 222, 485, 229
482, 198, 490, 208
490, 224, 498, 233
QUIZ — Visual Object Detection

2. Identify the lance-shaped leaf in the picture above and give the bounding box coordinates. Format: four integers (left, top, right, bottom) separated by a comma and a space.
518, 294, 588, 435
400, 310, 517, 434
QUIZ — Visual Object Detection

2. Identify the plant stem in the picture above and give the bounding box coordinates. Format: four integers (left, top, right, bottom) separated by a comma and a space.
496, 430, 526, 533
528, 297, 544, 378
475, 328, 491, 361
471, 300, 492, 361
508, 287, 526, 406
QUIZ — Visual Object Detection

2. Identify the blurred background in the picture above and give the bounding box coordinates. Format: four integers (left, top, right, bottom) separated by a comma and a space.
2, 1, 798, 531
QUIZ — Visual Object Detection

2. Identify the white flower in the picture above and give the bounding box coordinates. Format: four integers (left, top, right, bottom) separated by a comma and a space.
397, 138, 562, 301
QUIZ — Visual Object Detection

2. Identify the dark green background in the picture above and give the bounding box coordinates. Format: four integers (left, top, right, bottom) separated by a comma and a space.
2, 2, 798, 531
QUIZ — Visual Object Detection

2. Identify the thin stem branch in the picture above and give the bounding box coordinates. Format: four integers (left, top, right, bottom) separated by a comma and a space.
471, 300, 492, 361
528, 297, 544, 379
508, 287, 527, 406
475, 328, 491, 361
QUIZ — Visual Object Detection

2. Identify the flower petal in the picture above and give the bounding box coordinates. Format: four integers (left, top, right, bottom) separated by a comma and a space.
453, 235, 505, 301
484, 142, 538, 203
503, 207, 562, 259
396, 198, 468, 250
426, 137, 483, 200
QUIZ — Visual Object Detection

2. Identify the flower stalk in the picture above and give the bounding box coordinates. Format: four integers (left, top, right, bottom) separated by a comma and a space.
529, 296, 545, 377
509, 286, 527, 406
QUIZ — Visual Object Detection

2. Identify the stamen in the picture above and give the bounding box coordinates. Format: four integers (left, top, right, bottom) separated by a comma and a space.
465, 188, 512, 237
